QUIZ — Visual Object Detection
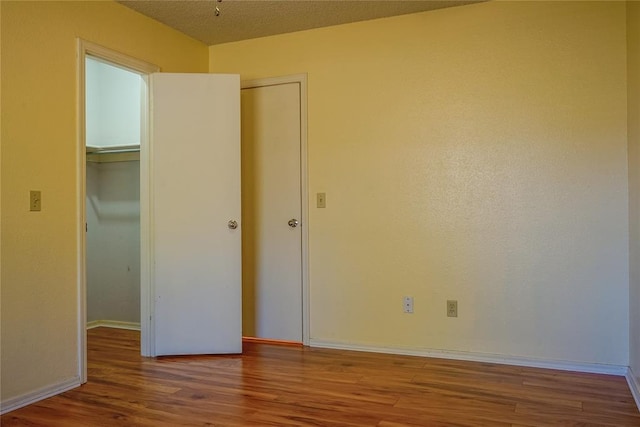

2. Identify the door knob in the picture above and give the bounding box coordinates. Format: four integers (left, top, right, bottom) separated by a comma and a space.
288, 219, 299, 228
228, 220, 238, 230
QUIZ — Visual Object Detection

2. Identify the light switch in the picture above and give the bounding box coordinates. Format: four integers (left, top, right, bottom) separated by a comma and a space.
30, 190, 42, 212
317, 192, 326, 208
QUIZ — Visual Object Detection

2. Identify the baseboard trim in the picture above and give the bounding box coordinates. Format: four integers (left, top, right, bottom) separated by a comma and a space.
309, 339, 628, 376
626, 367, 640, 411
243, 336, 303, 347
86, 320, 141, 331
0, 376, 81, 415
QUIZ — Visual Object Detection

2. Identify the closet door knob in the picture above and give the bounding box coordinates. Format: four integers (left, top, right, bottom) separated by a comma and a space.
288, 219, 299, 228
228, 220, 238, 230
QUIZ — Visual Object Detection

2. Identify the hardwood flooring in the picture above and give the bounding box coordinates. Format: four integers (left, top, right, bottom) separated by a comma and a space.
2, 327, 639, 426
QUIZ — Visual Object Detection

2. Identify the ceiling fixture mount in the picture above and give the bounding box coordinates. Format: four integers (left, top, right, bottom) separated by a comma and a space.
117, 0, 484, 45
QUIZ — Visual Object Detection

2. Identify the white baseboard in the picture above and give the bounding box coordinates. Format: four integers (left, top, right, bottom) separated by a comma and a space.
0, 376, 81, 415
309, 339, 628, 376
627, 367, 640, 411
86, 320, 141, 331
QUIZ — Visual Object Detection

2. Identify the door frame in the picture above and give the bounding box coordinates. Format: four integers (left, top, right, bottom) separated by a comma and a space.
76, 40, 159, 382
241, 74, 310, 345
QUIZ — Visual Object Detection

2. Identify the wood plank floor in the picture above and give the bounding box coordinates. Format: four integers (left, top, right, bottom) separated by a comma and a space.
2, 327, 639, 426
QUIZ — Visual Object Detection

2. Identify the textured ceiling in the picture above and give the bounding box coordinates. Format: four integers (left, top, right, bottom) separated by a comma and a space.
118, 0, 483, 45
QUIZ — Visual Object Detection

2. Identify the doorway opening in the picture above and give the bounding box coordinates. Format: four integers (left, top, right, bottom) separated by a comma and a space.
77, 40, 158, 382
85, 56, 142, 333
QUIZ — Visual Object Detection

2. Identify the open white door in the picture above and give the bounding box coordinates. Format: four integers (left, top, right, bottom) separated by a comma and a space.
151, 73, 241, 356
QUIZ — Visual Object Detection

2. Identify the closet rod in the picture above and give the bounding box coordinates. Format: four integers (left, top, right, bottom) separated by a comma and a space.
86, 144, 140, 154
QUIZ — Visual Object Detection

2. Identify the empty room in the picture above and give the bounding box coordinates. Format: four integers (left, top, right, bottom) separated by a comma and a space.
1, 0, 640, 425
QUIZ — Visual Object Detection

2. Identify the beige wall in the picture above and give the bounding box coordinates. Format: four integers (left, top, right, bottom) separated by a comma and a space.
0, 0, 208, 402
628, 0, 640, 388
210, 1, 630, 365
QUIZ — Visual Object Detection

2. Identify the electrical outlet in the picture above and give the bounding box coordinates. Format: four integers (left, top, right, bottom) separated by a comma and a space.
403, 296, 414, 314
30, 190, 42, 212
447, 300, 458, 317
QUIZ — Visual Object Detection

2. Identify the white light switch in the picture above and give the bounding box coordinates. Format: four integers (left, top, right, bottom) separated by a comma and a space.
317, 192, 326, 208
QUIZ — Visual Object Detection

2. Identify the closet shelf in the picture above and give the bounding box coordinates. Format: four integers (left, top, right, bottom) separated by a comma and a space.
86, 144, 140, 154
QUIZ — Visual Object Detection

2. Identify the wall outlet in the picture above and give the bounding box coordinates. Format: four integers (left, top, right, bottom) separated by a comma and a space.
447, 300, 458, 317
403, 296, 414, 313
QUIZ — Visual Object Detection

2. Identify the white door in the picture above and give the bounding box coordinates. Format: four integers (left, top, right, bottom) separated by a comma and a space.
241, 82, 302, 342
152, 73, 242, 356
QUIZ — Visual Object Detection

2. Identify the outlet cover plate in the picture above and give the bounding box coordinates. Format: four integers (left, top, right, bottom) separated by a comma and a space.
30, 190, 41, 212
447, 300, 458, 317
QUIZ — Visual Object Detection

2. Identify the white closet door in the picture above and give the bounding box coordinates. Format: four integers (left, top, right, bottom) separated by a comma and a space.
151, 73, 241, 356
241, 83, 303, 342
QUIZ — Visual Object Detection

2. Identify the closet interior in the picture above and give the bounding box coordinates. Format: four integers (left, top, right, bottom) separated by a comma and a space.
85, 56, 143, 330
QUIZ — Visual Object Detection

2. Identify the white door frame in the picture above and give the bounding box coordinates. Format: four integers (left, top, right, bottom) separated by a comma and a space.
76, 40, 159, 382
241, 74, 310, 345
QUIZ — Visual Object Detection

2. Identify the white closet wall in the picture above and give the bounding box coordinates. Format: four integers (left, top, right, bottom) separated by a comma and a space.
86, 56, 142, 326
86, 58, 141, 147
86, 161, 140, 324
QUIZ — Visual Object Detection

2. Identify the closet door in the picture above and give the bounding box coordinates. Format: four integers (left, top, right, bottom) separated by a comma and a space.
151, 73, 241, 356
